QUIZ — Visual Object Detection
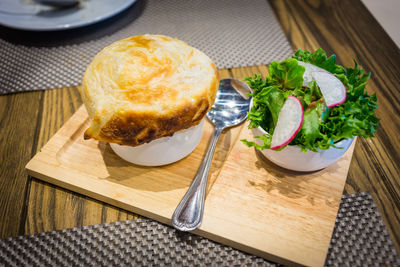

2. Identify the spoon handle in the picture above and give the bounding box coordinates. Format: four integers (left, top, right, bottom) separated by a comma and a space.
171, 127, 224, 231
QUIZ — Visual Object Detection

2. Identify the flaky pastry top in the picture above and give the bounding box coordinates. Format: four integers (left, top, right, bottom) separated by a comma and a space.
81, 34, 219, 146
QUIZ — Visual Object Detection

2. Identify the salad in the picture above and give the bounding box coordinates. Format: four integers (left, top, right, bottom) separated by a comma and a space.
242, 48, 379, 152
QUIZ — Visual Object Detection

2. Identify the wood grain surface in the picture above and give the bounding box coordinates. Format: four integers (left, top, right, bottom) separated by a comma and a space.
26, 93, 354, 266
269, 0, 400, 253
0, 0, 398, 262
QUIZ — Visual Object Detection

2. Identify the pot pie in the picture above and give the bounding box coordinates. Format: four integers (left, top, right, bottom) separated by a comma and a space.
81, 34, 219, 146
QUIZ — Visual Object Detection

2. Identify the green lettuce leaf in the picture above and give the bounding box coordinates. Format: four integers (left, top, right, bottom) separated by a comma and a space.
242, 48, 379, 152
267, 59, 305, 89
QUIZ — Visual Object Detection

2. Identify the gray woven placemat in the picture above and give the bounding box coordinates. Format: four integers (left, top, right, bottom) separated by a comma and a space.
0, 0, 293, 95
0, 193, 398, 266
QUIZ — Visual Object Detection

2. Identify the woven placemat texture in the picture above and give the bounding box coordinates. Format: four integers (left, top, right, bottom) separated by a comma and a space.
0, 0, 293, 95
0, 193, 398, 266
325, 193, 400, 266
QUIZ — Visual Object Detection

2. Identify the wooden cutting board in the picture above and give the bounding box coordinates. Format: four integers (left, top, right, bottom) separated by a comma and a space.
26, 105, 355, 266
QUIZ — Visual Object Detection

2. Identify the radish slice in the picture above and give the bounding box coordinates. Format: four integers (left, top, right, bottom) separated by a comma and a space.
297, 60, 347, 108
297, 61, 329, 86
270, 96, 303, 150
311, 71, 347, 107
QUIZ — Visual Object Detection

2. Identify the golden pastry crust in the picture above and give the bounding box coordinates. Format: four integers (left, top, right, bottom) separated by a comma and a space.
81, 34, 219, 146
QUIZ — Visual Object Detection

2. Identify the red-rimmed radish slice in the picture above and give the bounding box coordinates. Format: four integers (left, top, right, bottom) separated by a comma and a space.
311, 71, 347, 108
298, 61, 329, 86
270, 96, 303, 150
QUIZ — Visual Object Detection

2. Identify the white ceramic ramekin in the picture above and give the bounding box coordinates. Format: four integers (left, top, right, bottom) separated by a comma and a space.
110, 119, 204, 166
251, 126, 353, 172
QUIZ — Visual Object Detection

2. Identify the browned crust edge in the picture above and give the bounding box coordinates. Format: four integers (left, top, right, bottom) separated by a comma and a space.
84, 65, 219, 146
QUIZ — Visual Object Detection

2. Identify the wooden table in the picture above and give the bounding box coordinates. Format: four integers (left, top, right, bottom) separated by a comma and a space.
0, 0, 399, 260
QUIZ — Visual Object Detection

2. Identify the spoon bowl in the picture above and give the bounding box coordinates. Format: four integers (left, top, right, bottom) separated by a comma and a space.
207, 79, 251, 127
171, 78, 252, 231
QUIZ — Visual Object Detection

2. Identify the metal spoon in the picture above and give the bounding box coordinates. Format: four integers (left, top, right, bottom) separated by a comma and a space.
171, 78, 252, 231
0, 0, 78, 15
35, 0, 79, 8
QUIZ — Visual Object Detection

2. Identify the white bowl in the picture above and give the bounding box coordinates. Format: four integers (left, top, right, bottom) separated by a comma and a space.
110, 119, 204, 166
251, 126, 353, 172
